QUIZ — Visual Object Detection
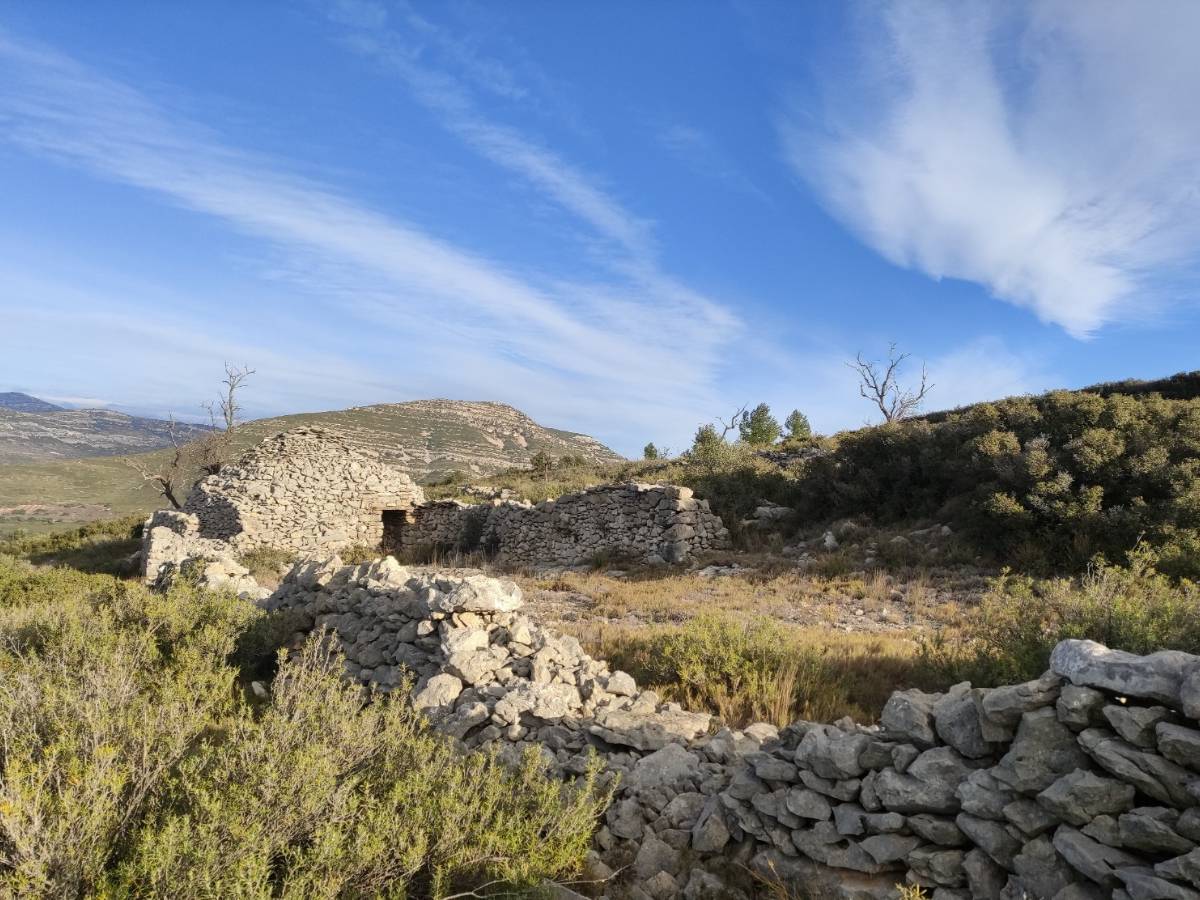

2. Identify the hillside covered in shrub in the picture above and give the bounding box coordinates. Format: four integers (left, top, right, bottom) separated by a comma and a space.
434, 372, 1200, 578
793, 378, 1200, 576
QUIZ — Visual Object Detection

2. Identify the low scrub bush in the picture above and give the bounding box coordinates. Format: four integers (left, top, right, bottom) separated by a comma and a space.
920, 549, 1200, 686
589, 613, 943, 726
0, 514, 144, 575
792, 387, 1200, 576
0, 558, 608, 898
236, 544, 298, 582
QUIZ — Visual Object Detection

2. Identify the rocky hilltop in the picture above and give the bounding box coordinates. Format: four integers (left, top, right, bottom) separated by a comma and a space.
0, 405, 214, 464
237, 399, 623, 481
0, 399, 622, 533
0, 392, 65, 413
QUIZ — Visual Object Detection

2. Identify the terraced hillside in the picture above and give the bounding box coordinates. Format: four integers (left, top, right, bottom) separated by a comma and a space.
0, 400, 622, 534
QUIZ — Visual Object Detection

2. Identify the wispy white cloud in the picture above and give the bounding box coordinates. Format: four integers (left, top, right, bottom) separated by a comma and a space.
658, 124, 766, 200
0, 28, 742, 452
782, 1, 1200, 337
325, 3, 662, 265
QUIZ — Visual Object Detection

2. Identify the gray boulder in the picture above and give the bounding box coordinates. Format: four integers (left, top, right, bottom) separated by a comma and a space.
993, 707, 1090, 794
1012, 833, 1078, 899
875, 748, 974, 814
1037, 769, 1136, 826
1057, 685, 1107, 731
1078, 728, 1195, 807
1159, 723, 1200, 771
1050, 640, 1197, 706
1119, 807, 1196, 856
1053, 825, 1144, 889
1102, 703, 1175, 749
935, 683, 996, 758
881, 689, 941, 747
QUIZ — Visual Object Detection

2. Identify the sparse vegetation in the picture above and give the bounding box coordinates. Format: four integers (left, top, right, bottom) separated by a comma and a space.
921, 548, 1200, 686
237, 545, 298, 583
582, 612, 942, 726
0, 514, 144, 575
0, 557, 609, 897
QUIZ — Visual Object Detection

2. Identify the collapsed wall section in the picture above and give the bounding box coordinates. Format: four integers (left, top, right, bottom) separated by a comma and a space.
397, 482, 730, 566
268, 558, 1200, 900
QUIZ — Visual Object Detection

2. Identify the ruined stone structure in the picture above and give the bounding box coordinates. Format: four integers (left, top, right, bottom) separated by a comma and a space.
141, 427, 423, 587
268, 557, 1200, 899
143, 429, 725, 592
394, 482, 730, 566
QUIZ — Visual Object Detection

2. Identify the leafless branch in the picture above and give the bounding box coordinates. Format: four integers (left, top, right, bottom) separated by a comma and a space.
717, 404, 748, 440
126, 363, 256, 508
124, 415, 185, 509
847, 343, 933, 423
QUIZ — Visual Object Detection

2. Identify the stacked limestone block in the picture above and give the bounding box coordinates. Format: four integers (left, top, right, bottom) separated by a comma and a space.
715, 640, 1200, 899
141, 428, 424, 585
400, 482, 730, 567
140, 508, 268, 599
266, 558, 1200, 899
184, 427, 424, 552
394, 500, 494, 552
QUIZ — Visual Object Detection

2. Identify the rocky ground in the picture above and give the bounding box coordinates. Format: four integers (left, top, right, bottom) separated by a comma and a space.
507, 517, 994, 639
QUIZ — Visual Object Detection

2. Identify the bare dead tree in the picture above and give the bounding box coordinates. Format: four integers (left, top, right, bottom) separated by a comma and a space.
716, 404, 749, 440
196, 363, 255, 475
126, 363, 256, 507
847, 343, 933, 423
125, 415, 188, 509
209, 363, 255, 431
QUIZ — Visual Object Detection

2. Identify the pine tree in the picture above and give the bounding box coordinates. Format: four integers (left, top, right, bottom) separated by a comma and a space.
785, 409, 812, 440
738, 403, 781, 446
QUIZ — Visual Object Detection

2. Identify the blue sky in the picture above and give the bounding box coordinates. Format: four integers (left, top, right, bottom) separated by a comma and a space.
3, 2, 1200, 456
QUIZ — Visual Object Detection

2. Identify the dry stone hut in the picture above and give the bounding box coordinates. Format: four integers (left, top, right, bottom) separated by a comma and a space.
141, 427, 424, 588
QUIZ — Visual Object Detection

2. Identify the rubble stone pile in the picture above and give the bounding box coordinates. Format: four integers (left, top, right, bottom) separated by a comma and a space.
266, 558, 1200, 900
397, 482, 730, 566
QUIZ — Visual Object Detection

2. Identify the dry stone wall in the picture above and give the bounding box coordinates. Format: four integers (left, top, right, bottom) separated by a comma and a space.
265, 558, 1200, 900
398, 482, 730, 566
184, 427, 424, 552
141, 427, 423, 586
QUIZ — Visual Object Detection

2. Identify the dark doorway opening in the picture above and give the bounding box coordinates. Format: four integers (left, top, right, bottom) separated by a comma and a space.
381, 509, 407, 553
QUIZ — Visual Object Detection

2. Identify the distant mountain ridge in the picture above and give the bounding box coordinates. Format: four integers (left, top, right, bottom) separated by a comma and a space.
0, 403, 215, 464
0, 392, 64, 413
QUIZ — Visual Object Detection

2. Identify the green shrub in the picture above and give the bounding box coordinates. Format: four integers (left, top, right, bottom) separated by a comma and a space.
237, 545, 298, 582
789, 387, 1200, 576
594, 613, 943, 726
0, 558, 608, 898
919, 549, 1200, 686
0, 514, 144, 575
